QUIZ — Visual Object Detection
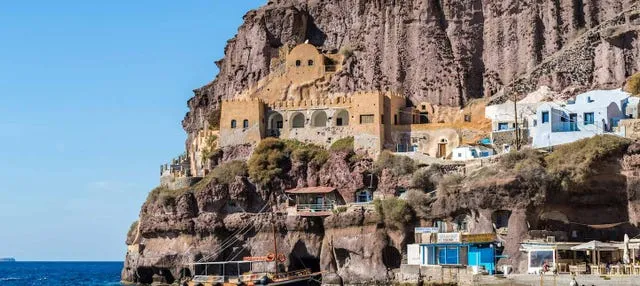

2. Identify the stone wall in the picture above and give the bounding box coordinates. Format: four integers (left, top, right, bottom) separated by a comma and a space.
159, 176, 202, 191
491, 129, 531, 148
397, 264, 476, 286
619, 119, 640, 139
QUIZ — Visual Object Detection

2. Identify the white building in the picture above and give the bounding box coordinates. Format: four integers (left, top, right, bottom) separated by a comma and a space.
531, 89, 630, 148
451, 145, 495, 161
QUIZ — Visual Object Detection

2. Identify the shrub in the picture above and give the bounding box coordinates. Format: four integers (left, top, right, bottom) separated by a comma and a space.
438, 173, 465, 192
126, 220, 139, 245
411, 164, 441, 190
546, 135, 631, 189
248, 138, 290, 186
286, 140, 329, 166
339, 45, 354, 59
332, 206, 348, 214
201, 135, 219, 160
330, 137, 354, 153
626, 73, 640, 95
499, 148, 544, 170
374, 198, 414, 230
404, 190, 432, 219
146, 186, 190, 206
211, 160, 247, 185
375, 151, 417, 176
207, 109, 221, 130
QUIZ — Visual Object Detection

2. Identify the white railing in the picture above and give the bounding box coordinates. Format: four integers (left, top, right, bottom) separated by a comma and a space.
296, 203, 334, 212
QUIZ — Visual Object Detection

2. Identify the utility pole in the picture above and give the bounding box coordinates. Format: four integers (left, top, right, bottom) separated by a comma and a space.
513, 92, 521, 151
273, 223, 278, 278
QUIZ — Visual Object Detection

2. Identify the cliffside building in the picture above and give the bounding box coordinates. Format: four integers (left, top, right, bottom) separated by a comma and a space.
532, 89, 632, 148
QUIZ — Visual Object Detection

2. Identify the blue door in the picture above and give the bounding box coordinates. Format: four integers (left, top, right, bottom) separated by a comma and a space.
468, 244, 495, 274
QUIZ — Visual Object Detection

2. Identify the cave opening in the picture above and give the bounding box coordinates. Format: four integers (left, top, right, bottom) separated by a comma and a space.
135, 267, 154, 284
160, 268, 175, 284
382, 245, 402, 269
334, 248, 350, 268
289, 240, 321, 272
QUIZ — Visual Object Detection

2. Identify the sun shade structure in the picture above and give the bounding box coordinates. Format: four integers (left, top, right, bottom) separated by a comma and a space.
570, 240, 618, 251
285, 186, 336, 194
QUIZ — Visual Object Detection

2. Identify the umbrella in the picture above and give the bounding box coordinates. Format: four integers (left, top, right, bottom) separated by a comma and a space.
571, 240, 618, 265
624, 234, 630, 264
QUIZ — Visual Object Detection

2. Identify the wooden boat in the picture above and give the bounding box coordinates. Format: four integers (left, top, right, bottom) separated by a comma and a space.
185, 225, 321, 286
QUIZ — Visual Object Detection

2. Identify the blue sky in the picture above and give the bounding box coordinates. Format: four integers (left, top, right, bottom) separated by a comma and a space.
0, 0, 264, 261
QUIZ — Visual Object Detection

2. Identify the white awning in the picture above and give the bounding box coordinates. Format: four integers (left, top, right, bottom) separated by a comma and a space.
570, 240, 619, 251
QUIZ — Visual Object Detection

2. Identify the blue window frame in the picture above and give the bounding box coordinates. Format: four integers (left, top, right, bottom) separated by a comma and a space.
541, 111, 549, 123
584, 112, 594, 125
498, 122, 509, 130
437, 246, 459, 265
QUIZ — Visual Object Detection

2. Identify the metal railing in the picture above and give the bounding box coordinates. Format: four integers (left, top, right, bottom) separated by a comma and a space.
296, 203, 334, 212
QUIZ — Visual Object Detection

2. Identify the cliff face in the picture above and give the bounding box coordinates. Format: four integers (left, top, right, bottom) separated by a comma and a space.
183, 0, 640, 141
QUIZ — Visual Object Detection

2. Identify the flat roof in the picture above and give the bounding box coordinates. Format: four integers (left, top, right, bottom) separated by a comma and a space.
285, 186, 335, 194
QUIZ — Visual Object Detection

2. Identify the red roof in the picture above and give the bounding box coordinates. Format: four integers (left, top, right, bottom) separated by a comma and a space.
285, 186, 335, 194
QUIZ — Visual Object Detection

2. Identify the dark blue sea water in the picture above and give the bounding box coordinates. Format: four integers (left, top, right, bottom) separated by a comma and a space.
0, 262, 122, 286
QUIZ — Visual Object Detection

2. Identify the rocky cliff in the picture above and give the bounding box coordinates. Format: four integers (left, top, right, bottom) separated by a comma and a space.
123, 135, 640, 284
183, 0, 640, 143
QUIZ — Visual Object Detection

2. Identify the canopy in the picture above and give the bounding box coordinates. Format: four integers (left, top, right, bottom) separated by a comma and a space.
285, 186, 335, 194
570, 240, 618, 251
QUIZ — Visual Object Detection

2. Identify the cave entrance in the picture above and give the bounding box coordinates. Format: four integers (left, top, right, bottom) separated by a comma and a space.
136, 267, 154, 284
382, 245, 402, 269
334, 248, 350, 268
288, 240, 321, 272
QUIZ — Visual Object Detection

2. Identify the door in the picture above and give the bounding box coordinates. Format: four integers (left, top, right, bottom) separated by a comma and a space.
313, 196, 324, 210
438, 143, 447, 158
569, 113, 577, 131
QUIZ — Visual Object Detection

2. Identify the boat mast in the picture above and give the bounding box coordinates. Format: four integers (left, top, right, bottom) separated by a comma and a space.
273, 222, 278, 277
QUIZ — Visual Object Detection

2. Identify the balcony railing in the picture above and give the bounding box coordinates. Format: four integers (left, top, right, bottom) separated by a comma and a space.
296, 203, 334, 213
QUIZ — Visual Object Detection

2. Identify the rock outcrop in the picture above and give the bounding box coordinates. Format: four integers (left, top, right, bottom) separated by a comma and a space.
183, 0, 640, 147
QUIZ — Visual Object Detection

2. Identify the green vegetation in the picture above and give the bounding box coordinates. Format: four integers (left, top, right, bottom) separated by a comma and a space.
375, 150, 417, 175
146, 186, 190, 206
374, 197, 413, 230
411, 164, 441, 191
546, 135, 631, 189
404, 190, 432, 219
339, 45, 354, 59
330, 136, 354, 153
248, 138, 328, 186
207, 109, 221, 130
127, 220, 138, 239
438, 173, 465, 192
201, 134, 220, 160
332, 206, 348, 214
285, 140, 329, 166
211, 160, 247, 185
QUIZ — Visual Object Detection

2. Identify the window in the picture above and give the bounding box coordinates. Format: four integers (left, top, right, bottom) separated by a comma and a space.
231, 120, 237, 128
394, 114, 398, 125
360, 114, 374, 124
308, 59, 314, 66
584, 112, 594, 125
419, 112, 429, 124
356, 190, 372, 203
541, 111, 549, 123
464, 114, 471, 122
243, 119, 249, 128
498, 122, 509, 130
421, 104, 426, 110
295, 60, 301, 67
457, 153, 462, 157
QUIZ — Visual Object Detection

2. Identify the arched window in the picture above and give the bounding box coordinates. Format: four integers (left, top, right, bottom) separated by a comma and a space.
243, 119, 249, 128
311, 110, 327, 127
291, 113, 305, 128
335, 109, 349, 126
308, 59, 314, 66
295, 60, 301, 67
355, 190, 372, 203
230, 120, 237, 129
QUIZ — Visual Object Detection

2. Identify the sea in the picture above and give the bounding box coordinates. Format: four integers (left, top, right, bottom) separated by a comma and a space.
0, 262, 123, 286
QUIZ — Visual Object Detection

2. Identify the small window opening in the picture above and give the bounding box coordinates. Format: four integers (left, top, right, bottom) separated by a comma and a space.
295, 60, 301, 67
308, 59, 314, 66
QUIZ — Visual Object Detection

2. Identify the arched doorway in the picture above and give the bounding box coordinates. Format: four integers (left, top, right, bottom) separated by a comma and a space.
335, 109, 349, 126
291, 112, 305, 128
268, 112, 283, 137
311, 110, 328, 127
438, 139, 448, 158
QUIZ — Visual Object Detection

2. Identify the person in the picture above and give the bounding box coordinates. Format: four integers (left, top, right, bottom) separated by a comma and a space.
569, 276, 578, 286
